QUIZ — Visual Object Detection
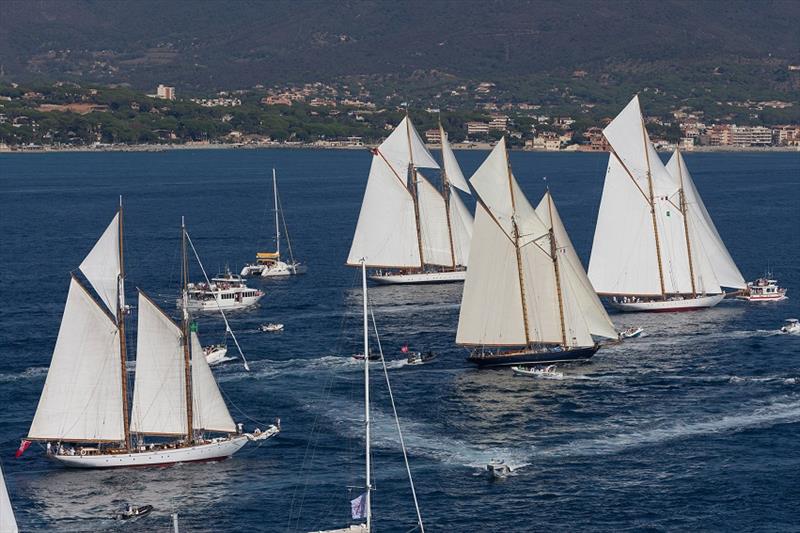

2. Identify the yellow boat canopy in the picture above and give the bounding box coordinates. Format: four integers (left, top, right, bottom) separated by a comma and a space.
256, 251, 280, 262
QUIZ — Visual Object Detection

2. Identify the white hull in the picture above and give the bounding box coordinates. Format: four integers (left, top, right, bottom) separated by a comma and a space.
51, 436, 249, 469
261, 260, 305, 277
609, 293, 724, 312
368, 270, 466, 285
180, 293, 263, 311
241, 264, 266, 276
737, 294, 788, 302
204, 346, 229, 365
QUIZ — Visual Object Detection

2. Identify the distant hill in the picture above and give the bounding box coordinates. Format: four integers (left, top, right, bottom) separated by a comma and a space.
1, 0, 799, 99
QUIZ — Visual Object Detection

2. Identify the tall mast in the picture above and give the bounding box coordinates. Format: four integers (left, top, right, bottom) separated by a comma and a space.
439, 121, 457, 268
117, 196, 131, 450
273, 168, 280, 258
361, 260, 372, 531
675, 150, 697, 296
180, 217, 194, 442
505, 144, 531, 346
641, 116, 667, 298
405, 112, 426, 269
546, 191, 568, 347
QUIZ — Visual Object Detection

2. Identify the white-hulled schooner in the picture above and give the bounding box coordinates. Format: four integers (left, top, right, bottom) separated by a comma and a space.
457, 138, 618, 367
26, 204, 278, 468
0, 462, 17, 533
347, 116, 473, 284
588, 95, 746, 312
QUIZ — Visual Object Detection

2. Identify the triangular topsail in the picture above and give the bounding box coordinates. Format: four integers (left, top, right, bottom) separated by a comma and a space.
440, 125, 470, 193
79, 213, 121, 316
379, 116, 440, 177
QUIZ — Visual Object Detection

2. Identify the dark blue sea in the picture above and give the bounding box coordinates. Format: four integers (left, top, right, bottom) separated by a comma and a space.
0, 148, 798, 532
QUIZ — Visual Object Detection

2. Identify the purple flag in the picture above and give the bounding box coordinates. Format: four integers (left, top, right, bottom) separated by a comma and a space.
351, 492, 367, 520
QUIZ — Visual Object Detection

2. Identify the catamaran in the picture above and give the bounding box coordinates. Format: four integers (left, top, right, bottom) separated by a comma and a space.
241, 168, 305, 277
457, 138, 618, 367
0, 462, 17, 533
25, 203, 278, 468
588, 95, 746, 312
311, 260, 424, 533
347, 116, 473, 284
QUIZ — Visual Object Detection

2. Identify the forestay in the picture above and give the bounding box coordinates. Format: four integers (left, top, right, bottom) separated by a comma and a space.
190, 332, 236, 433
0, 463, 18, 533
78, 213, 121, 316
130, 292, 187, 436
29, 277, 124, 442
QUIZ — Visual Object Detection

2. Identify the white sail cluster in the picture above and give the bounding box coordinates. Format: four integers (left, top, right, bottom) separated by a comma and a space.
588, 96, 744, 296
347, 116, 473, 268
1, 462, 18, 533
457, 138, 617, 348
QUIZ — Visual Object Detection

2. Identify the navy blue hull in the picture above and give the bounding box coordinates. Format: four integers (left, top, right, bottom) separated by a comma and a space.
467, 345, 599, 368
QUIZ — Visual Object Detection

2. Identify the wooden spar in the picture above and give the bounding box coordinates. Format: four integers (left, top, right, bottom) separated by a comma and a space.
180, 219, 194, 442
117, 198, 131, 451
546, 191, 568, 347
675, 150, 697, 297
641, 116, 667, 298
405, 114, 425, 270
439, 122, 457, 269
505, 142, 531, 346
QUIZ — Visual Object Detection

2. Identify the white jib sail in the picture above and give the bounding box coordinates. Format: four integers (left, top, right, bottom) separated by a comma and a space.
666, 150, 745, 289
347, 154, 421, 267
29, 277, 124, 442
79, 213, 120, 316
130, 292, 187, 436
190, 332, 236, 433
449, 189, 473, 266
536, 192, 617, 342
0, 463, 17, 533
440, 125, 470, 193
379, 116, 439, 179
417, 173, 453, 266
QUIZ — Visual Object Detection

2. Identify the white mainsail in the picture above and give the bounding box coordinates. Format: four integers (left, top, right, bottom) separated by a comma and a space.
190, 332, 236, 433
29, 277, 124, 442
417, 173, 452, 266
0, 463, 18, 533
130, 292, 187, 436
588, 95, 723, 296
79, 213, 121, 315
666, 150, 745, 289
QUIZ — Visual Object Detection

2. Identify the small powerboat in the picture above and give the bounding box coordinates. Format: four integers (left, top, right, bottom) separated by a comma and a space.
116, 504, 153, 520
511, 364, 563, 379
260, 323, 284, 332
738, 276, 788, 302
406, 350, 437, 365
619, 326, 644, 339
203, 344, 228, 365
486, 459, 512, 479
352, 353, 381, 362
780, 318, 800, 334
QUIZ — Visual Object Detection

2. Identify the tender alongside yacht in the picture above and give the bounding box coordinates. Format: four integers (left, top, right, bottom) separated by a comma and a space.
179, 270, 263, 311
588, 96, 747, 312
738, 277, 788, 302
348, 116, 473, 284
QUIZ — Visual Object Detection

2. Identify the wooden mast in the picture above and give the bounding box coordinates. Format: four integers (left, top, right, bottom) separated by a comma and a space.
117, 197, 131, 451
439, 121, 457, 269
675, 150, 697, 296
546, 191, 568, 347
641, 115, 667, 298
180, 217, 194, 443
505, 142, 531, 346
405, 112, 426, 270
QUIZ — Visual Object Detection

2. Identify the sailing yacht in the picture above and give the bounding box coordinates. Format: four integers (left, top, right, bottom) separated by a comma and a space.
0, 463, 17, 533
26, 204, 278, 468
312, 260, 425, 533
347, 116, 473, 284
241, 168, 305, 277
588, 95, 746, 312
457, 138, 618, 367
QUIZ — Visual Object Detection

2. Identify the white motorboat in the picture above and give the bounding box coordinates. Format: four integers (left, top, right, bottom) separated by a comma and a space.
241, 168, 305, 278
781, 318, 800, 334
179, 270, 263, 312
511, 365, 563, 379
738, 276, 788, 302
347, 117, 474, 285
619, 326, 644, 339
25, 206, 279, 469
587, 96, 747, 313
406, 350, 437, 365
116, 504, 153, 521
203, 343, 229, 365
486, 459, 512, 479
260, 323, 284, 332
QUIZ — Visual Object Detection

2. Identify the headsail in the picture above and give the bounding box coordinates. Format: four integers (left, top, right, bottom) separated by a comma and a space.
417, 174, 452, 266
449, 190, 473, 266
0, 463, 18, 533
79, 213, 121, 316
130, 291, 187, 436
440, 125, 470, 193
379, 116, 439, 177
190, 332, 236, 433
29, 277, 124, 442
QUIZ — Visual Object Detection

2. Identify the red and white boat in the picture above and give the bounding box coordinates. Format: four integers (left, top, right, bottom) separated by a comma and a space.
737, 277, 788, 302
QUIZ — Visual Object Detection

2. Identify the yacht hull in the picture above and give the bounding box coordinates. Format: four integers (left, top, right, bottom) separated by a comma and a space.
368, 270, 466, 285
609, 293, 724, 312
468, 345, 598, 368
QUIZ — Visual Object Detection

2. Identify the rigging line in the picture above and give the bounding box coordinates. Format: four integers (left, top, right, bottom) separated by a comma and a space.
368, 304, 425, 533
184, 231, 251, 371
277, 192, 296, 265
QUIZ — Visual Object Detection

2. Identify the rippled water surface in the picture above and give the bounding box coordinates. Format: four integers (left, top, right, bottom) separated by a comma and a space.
0, 149, 798, 532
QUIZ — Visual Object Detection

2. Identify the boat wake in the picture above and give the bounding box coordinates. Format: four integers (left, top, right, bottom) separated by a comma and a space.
0, 366, 48, 382
215, 354, 410, 383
